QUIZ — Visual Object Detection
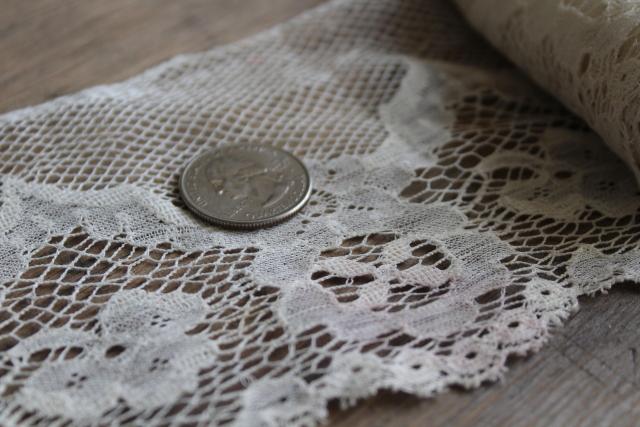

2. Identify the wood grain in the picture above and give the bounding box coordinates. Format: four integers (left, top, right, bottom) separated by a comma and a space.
2, 1, 639, 426
0, 0, 324, 113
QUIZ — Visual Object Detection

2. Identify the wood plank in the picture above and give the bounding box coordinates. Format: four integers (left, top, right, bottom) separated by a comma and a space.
3, 1, 640, 426
0, 0, 325, 113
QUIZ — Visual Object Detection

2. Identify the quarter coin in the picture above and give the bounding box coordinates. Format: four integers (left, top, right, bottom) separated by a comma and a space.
180, 145, 312, 229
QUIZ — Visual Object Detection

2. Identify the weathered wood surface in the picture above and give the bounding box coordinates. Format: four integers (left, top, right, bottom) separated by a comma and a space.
0, 0, 325, 113
2, 1, 639, 426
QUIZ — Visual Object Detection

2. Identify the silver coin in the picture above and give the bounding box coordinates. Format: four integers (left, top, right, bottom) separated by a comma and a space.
180, 145, 312, 229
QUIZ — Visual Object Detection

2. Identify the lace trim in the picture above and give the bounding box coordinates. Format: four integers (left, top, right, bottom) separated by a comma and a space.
0, 1, 637, 426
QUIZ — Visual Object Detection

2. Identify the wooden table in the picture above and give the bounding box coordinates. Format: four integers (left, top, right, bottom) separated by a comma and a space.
2, 1, 639, 426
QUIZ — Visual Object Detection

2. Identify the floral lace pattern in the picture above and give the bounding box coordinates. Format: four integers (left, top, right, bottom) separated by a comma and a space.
455, 0, 640, 182
0, 0, 638, 426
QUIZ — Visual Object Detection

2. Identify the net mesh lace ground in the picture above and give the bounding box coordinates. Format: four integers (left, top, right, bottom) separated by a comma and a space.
1, 0, 639, 426
455, 0, 640, 183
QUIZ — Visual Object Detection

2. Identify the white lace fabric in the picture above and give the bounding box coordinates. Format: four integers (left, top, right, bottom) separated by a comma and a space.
455, 0, 640, 183
0, 1, 638, 426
